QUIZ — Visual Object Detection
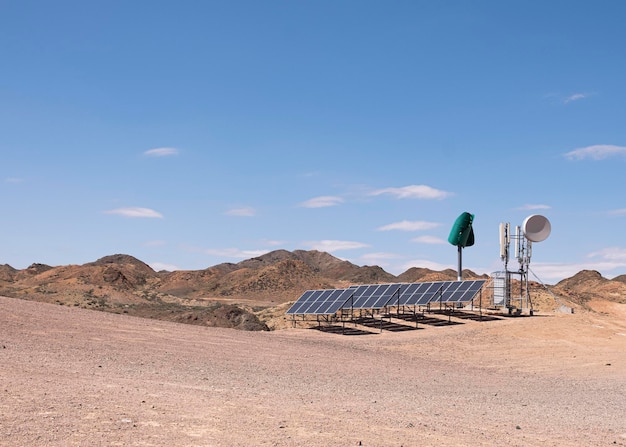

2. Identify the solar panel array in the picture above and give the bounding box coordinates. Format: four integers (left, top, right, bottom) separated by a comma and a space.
286, 280, 486, 316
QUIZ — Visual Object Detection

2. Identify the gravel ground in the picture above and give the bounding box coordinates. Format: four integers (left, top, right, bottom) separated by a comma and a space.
1, 295, 625, 446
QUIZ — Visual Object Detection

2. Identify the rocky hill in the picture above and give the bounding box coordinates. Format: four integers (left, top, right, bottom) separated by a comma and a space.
553, 270, 626, 309
1, 250, 624, 330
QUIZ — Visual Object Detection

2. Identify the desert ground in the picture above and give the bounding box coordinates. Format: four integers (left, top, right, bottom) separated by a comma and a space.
1, 294, 625, 446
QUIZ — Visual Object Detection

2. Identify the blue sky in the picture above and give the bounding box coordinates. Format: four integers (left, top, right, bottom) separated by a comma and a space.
2, 1, 626, 283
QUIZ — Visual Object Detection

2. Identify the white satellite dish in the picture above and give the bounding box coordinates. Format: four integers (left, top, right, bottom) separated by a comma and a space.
522, 214, 551, 243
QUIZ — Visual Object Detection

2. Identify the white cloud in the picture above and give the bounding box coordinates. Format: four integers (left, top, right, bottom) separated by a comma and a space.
144, 147, 179, 157
526, 247, 626, 282
4, 177, 24, 183
564, 145, 626, 160
588, 247, 626, 261
527, 263, 581, 282
411, 235, 447, 244
563, 93, 587, 103
545, 92, 593, 105
369, 184, 452, 200
104, 207, 163, 218
530, 261, 626, 282
299, 196, 344, 208
399, 259, 455, 272
608, 208, 626, 216
205, 248, 270, 259
225, 207, 256, 217
303, 240, 369, 252
377, 220, 440, 231
149, 262, 179, 272
517, 204, 551, 211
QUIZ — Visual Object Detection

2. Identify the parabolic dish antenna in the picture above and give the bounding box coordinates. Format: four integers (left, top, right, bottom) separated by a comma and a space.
522, 214, 551, 242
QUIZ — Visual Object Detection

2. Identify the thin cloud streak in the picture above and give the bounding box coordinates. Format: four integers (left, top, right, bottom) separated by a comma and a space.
528, 247, 626, 281
104, 207, 164, 218
370, 184, 452, 200
144, 147, 179, 157
303, 240, 369, 252
149, 262, 179, 272
531, 261, 626, 282
205, 248, 270, 258
411, 235, 446, 244
299, 196, 344, 208
564, 145, 626, 160
399, 259, 455, 272
377, 220, 440, 231
563, 93, 587, 103
588, 246, 626, 261
608, 208, 626, 216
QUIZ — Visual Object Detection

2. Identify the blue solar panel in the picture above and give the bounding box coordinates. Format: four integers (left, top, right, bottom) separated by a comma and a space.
286, 280, 486, 316
437, 280, 485, 303
287, 288, 355, 316
396, 283, 421, 305
362, 284, 387, 308
461, 280, 486, 302
372, 283, 403, 309
399, 283, 422, 305
438, 281, 462, 302
286, 290, 318, 315
312, 288, 354, 315
442, 281, 466, 302
417, 281, 448, 304
350, 285, 379, 309
383, 283, 409, 307
307, 290, 336, 314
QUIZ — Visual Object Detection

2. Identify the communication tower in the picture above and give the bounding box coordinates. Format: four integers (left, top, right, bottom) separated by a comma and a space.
494, 215, 551, 315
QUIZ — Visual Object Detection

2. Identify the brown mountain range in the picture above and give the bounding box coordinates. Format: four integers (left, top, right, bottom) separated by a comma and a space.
1, 249, 624, 330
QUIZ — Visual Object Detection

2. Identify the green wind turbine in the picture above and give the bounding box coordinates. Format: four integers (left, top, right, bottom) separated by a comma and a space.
448, 212, 475, 281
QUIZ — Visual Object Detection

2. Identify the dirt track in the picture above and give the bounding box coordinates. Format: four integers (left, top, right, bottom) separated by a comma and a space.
1, 295, 625, 446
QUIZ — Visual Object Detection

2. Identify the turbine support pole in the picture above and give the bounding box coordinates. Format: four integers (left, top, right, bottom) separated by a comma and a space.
457, 245, 462, 281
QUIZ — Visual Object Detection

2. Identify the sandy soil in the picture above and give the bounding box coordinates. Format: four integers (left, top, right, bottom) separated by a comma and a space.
1, 295, 625, 446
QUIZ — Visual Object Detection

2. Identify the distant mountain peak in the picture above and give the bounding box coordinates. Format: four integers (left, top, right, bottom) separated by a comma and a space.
87, 254, 155, 272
